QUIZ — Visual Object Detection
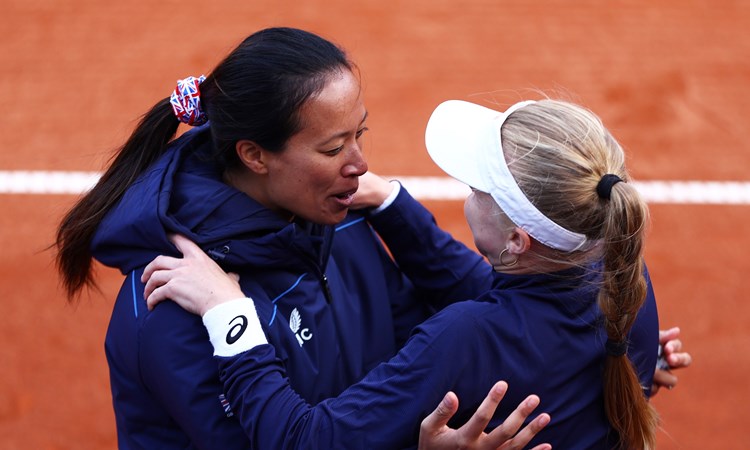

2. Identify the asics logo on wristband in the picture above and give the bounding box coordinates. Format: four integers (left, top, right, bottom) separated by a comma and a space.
226, 315, 248, 345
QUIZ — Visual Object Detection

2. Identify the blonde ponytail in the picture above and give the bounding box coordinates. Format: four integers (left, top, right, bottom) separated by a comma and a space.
598, 181, 658, 449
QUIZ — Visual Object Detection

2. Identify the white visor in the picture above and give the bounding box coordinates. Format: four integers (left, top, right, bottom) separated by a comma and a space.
425, 100, 589, 252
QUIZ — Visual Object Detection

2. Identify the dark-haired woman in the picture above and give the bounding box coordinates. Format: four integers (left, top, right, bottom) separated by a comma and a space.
55, 28, 495, 449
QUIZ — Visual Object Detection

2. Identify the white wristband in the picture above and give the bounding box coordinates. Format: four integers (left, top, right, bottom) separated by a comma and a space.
370, 181, 401, 214
202, 298, 268, 357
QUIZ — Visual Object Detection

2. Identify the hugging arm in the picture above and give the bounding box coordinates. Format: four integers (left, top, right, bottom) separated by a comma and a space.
143, 235, 550, 449
360, 174, 494, 309
121, 273, 250, 449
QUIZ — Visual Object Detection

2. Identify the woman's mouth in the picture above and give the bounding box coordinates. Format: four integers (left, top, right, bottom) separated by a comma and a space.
333, 189, 357, 207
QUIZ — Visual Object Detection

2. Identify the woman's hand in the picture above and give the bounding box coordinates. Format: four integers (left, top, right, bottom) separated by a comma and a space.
141, 234, 244, 316
351, 171, 395, 209
652, 327, 693, 395
418, 381, 551, 450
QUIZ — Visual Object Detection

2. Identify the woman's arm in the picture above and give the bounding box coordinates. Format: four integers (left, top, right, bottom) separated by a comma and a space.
125, 271, 251, 449
143, 235, 550, 449
356, 173, 494, 310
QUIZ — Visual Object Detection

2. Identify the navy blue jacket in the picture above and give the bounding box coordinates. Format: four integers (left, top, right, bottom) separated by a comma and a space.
213, 185, 661, 449
92, 126, 490, 449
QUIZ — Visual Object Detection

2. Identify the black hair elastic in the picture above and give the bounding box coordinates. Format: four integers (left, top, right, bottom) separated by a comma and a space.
605, 339, 628, 357
596, 174, 623, 200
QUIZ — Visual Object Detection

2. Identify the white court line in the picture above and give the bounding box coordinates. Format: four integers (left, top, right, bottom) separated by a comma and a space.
394, 176, 750, 205
1, 171, 750, 204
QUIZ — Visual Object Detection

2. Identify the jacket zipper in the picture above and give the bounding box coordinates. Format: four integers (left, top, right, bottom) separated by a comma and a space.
321, 273, 333, 304
299, 222, 335, 304
296, 250, 333, 304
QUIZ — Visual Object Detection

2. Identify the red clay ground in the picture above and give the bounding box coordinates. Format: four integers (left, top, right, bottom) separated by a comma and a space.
2, 1, 749, 448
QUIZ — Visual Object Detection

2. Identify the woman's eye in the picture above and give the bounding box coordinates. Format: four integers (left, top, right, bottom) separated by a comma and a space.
324, 146, 344, 156
324, 128, 368, 155
356, 127, 369, 139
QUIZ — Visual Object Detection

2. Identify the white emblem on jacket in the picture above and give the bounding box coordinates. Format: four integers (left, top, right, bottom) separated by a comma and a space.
289, 308, 313, 346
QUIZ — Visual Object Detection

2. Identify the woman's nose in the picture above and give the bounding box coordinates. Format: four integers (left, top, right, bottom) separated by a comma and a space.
342, 145, 368, 177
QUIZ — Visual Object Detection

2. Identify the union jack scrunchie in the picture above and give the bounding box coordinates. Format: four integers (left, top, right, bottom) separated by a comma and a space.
170, 75, 207, 126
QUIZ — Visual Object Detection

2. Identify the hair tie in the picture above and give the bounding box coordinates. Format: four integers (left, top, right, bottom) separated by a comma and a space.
596, 174, 623, 200
170, 75, 207, 126
605, 339, 628, 357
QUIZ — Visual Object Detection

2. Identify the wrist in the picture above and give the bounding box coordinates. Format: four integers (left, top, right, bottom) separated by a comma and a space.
202, 298, 268, 356
370, 181, 401, 214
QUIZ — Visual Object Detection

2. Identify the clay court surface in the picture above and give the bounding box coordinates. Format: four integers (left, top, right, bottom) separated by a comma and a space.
2, 1, 749, 448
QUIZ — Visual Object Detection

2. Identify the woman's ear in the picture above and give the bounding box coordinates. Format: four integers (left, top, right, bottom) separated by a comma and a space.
506, 227, 531, 255
236, 139, 268, 174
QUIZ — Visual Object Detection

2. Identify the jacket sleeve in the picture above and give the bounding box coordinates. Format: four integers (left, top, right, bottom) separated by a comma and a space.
138, 300, 250, 449
367, 185, 494, 310
215, 309, 472, 450
627, 263, 660, 397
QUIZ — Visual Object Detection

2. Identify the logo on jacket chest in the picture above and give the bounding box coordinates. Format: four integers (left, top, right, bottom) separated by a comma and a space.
289, 308, 313, 346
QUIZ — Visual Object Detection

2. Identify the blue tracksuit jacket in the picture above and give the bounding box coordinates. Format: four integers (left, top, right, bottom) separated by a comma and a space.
212, 183, 661, 449
91, 125, 491, 449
